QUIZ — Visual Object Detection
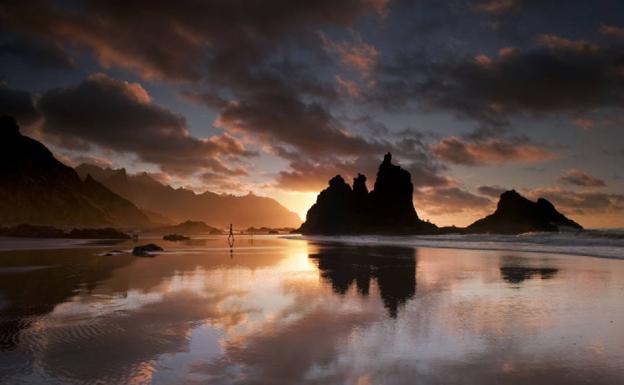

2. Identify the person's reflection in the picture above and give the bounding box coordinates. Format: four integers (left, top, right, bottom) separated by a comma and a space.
309, 244, 416, 317
499, 256, 559, 284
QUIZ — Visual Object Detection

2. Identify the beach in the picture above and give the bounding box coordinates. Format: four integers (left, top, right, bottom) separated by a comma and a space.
1, 235, 623, 384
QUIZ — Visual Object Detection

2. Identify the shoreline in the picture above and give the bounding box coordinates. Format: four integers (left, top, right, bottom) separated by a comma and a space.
284, 232, 624, 260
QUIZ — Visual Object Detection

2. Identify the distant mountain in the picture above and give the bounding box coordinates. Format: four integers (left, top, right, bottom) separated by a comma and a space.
75, 164, 302, 228
299, 153, 437, 234
157, 220, 223, 235
0, 116, 151, 228
468, 190, 582, 234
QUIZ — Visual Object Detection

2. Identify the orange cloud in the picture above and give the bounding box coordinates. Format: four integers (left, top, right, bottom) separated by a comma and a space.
432, 136, 556, 166
335, 75, 361, 97
536, 34, 599, 54
321, 33, 379, 78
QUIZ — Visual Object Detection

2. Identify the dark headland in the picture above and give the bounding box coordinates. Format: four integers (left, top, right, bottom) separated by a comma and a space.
298, 153, 582, 235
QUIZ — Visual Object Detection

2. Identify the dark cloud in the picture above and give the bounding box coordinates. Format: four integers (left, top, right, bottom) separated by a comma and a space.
374, 37, 624, 126
415, 187, 494, 215
526, 187, 624, 215
38, 74, 253, 175
189, 87, 382, 158
0, 82, 39, 125
477, 185, 508, 198
431, 135, 555, 166
1, 0, 396, 165
1, 0, 386, 82
472, 0, 523, 14
558, 169, 606, 188
0, 38, 75, 69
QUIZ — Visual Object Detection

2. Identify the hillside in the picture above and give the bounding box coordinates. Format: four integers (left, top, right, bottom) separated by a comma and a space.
76, 164, 302, 228
0, 116, 151, 228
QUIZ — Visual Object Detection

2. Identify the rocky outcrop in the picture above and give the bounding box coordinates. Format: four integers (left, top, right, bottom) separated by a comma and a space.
467, 190, 582, 234
298, 153, 437, 235
132, 243, 163, 256
0, 115, 151, 228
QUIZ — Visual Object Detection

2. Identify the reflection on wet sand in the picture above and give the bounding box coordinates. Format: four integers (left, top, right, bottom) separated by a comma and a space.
498, 255, 559, 284
0, 237, 623, 385
309, 244, 416, 317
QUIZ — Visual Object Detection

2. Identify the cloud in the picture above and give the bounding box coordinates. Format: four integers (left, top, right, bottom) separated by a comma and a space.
558, 169, 606, 188
38, 73, 253, 175
321, 32, 380, 78
535, 34, 599, 54
0, 38, 75, 69
600, 24, 624, 39
373, 36, 624, 126
477, 185, 508, 198
415, 187, 494, 215
335, 75, 361, 97
526, 187, 624, 215
1, 1, 385, 83
0, 83, 40, 125
473, 0, 522, 14
431, 136, 556, 166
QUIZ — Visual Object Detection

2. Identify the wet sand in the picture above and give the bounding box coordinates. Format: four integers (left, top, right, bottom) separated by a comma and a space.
0, 236, 623, 384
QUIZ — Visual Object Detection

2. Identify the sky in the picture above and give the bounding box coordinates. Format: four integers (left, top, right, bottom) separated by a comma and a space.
1, 0, 624, 228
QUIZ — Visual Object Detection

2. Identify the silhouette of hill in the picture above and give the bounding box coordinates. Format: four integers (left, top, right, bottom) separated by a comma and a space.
75, 164, 302, 228
299, 153, 437, 234
468, 190, 583, 234
156, 220, 222, 235
0, 116, 151, 228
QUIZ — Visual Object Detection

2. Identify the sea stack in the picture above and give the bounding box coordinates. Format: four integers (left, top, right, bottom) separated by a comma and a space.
298, 153, 437, 235
467, 190, 582, 234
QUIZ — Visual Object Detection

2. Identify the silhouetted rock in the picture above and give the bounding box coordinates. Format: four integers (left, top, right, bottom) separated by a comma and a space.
299, 153, 438, 234
0, 116, 151, 228
468, 190, 582, 234
132, 243, 163, 256
0, 224, 67, 238
163, 234, 190, 241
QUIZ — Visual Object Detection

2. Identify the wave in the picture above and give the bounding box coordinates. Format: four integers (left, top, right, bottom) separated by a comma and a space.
287, 229, 624, 260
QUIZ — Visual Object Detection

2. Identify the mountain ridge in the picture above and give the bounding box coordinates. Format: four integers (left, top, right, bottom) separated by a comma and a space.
0, 116, 151, 228
75, 164, 302, 228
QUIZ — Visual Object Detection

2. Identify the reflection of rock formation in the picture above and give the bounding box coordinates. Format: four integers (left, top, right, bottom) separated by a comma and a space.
299, 153, 437, 234
468, 190, 582, 234
309, 244, 417, 317
500, 266, 559, 284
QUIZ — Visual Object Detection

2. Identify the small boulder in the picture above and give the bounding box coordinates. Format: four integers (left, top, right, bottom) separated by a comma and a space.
132, 243, 163, 256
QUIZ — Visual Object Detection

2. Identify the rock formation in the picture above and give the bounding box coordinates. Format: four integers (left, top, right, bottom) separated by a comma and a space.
467, 190, 582, 234
298, 153, 437, 234
0, 115, 151, 228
